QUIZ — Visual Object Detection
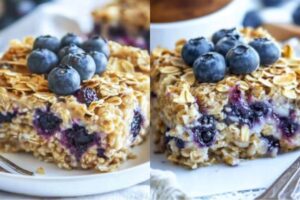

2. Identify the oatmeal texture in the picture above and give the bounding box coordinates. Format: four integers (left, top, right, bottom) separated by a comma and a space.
151, 28, 300, 169
0, 37, 150, 172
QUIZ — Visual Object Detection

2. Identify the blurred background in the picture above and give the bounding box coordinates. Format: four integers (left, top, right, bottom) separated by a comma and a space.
0, 0, 53, 30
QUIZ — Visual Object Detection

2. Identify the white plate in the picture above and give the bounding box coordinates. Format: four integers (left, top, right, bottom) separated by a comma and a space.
151, 143, 300, 198
0, 138, 149, 197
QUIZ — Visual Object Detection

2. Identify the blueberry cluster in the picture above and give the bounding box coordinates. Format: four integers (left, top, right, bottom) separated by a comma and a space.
27, 34, 109, 95
191, 115, 218, 147
181, 28, 281, 83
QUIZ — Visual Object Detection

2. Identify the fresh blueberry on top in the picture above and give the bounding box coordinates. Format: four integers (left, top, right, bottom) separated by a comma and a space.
279, 117, 299, 138
75, 87, 99, 106
0, 111, 17, 123
61, 33, 82, 47
33, 35, 60, 52
249, 38, 280, 66
181, 37, 214, 66
193, 52, 226, 83
48, 65, 81, 95
131, 110, 143, 138
293, 5, 300, 25
81, 36, 110, 57
215, 35, 244, 56
226, 44, 260, 75
261, 0, 283, 7
61, 53, 96, 81
27, 49, 58, 74
212, 28, 240, 44
192, 126, 217, 147
89, 51, 107, 74
242, 10, 263, 28
33, 109, 62, 137
58, 44, 84, 60
61, 124, 98, 160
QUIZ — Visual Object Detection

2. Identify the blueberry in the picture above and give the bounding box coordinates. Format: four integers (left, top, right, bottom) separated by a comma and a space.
89, 51, 107, 74
61, 53, 96, 81
223, 103, 253, 126
279, 117, 299, 138
215, 35, 244, 56
33, 35, 60, 52
226, 44, 260, 75
48, 65, 81, 95
293, 5, 300, 25
81, 36, 110, 57
181, 37, 214, 66
242, 11, 263, 28
249, 38, 280, 66
262, 135, 280, 151
74, 87, 98, 106
192, 126, 217, 147
58, 44, 84, 60
61, 124, 97, 160
33, 109, 62, 137
193, 52, 226, 83
61, 33, 82, 47
131, 110, 143, 138
198, 115, 215, 128
212, 28, 240, 44
250, 102, 271, 119
174, 138, 185, 149
0, 111, 17, 123
27, 49, 58, 74
97, 148, 106, 158
261, 0, 283, 7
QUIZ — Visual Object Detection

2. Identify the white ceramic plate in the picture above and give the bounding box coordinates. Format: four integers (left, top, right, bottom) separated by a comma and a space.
151, 143, 300, 198
0, 138, 149, 197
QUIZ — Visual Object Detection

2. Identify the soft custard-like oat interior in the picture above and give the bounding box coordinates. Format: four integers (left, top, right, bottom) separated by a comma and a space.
151, 28, 300, 169
0, 37, 150, 172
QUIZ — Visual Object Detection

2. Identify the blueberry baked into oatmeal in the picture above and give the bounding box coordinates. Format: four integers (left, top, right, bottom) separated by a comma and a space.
92, 0, 150, 49
0, 33, 149, 172
151, 27, 300, 169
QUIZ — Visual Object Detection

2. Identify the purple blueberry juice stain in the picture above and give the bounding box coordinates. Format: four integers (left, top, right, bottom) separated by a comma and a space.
223, 86, 273, 128
131, 110, 144, 138
97, 148, 106, 158
61, 124, 98, 160
33, 109, 62, 138
278, 117, 299, 138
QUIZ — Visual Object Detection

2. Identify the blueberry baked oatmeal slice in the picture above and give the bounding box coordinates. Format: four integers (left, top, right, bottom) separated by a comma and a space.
151, 27, 300, 169
0, 34, 149, 172
92, 0, 150, 49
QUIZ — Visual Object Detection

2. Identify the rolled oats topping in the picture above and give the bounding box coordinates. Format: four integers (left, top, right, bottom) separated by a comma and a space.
151, 28, 300, 169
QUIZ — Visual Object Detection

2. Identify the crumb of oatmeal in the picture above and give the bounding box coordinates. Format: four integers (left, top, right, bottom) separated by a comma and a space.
36, 167, 45, 175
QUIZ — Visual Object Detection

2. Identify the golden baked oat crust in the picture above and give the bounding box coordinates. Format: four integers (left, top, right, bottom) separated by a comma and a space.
151, 28, 300, 169
0, 37, 150, 172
